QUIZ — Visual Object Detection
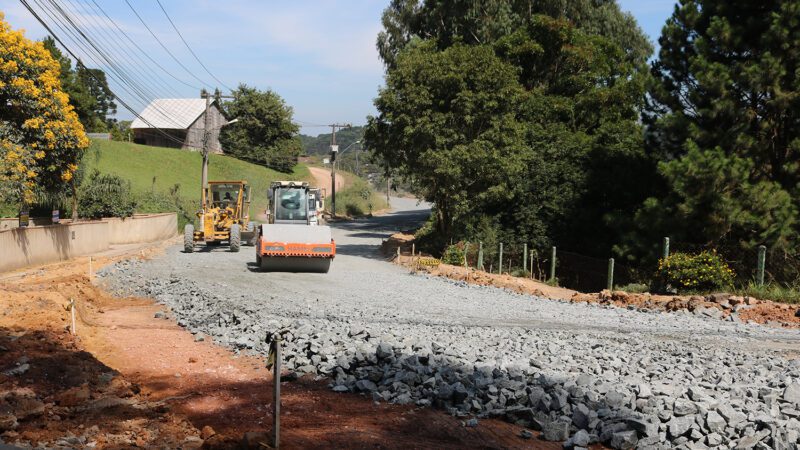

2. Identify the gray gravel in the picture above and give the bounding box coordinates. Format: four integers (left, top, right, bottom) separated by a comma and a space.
99, 198, 800, 449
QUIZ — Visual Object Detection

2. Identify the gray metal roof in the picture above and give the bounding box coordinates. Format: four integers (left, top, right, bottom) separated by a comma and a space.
130, 98, 212, 130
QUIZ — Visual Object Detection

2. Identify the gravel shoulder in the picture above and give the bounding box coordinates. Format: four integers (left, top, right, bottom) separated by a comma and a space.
99, 197, 800, 449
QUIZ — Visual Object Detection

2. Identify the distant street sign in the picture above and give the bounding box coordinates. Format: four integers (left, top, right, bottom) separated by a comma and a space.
330, 145, 339, 153
323, 158, 330, 165
52, 209, 60, 224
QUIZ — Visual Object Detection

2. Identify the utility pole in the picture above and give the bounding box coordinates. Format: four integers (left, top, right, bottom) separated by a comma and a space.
328, 123, 351, 216
200, 89, 234, 208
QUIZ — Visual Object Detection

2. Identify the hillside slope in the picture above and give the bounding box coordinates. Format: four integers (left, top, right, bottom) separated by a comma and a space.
85, 139, 310, 219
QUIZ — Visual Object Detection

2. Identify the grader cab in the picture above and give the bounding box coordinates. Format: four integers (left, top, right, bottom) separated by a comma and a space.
184, 181, 256, 253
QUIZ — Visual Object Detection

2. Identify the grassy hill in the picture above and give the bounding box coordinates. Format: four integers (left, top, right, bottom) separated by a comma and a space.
85, 139, 311, 225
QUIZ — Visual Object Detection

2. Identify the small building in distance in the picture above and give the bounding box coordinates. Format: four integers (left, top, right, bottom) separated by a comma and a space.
130, 98, 227, 153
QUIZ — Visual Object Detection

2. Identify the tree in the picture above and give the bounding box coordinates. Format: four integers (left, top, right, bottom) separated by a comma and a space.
41, 36, 115, 132
75, 63, 116, 131
368, 10, 652, 255
641, 0, 800, 281
219, 85, 300, 172
0, 15, 88, 206
366, 43, 527, 236
377, 0, 652, 69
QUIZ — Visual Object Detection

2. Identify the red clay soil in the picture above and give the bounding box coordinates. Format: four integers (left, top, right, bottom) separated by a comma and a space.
0, 243, 564, 449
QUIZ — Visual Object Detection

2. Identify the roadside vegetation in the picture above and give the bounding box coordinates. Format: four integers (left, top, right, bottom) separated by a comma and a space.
83, 139, 310, 226
365, 0, 800, 302
330, 171, 388, 218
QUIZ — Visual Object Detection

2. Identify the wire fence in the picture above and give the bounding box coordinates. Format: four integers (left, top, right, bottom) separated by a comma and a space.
395, 236, 794, 294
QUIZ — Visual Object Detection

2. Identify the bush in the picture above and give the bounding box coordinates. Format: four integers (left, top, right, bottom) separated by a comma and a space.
134, 184, 196, 231
78, 170, 136, 219
656, 251, 735, 293
442, 243, 465, 265
333, 178, 388, 218
616, 283, 650, 294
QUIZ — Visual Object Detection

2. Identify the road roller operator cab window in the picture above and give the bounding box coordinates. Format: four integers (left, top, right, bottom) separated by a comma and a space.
274, 187, 308, 221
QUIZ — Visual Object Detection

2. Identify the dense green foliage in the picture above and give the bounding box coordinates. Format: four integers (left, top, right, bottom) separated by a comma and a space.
377, 0, 652, 69
41, 36, 116, 132
300, 126, 364, 155
78, 170, 135, 219
367, 2, 652, 259
219, 84, 301, 172
635, 0, 800, 283
368, 0, 800, 292
656, 251, 735, 293
441, 243, 465, 266
333, 176, 388, 217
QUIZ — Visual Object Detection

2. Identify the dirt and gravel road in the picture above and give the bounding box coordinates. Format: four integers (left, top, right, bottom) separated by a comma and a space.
99, 197, 800, 449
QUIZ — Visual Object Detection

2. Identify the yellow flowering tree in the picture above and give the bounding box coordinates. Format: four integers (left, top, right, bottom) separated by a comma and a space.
0, 13, 88, 207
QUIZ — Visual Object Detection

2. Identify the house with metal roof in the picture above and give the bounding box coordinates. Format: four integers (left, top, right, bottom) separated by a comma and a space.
130, 98, 227, 153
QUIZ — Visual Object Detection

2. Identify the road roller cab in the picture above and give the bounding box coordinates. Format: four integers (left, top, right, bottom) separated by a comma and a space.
257, 181, 335, 272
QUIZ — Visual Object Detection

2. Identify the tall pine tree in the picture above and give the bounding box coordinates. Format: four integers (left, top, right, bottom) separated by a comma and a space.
641, 0, 800, 281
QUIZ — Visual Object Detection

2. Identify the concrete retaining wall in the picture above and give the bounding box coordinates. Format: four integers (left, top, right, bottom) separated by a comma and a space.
106, 213, 177, 245
0, 217, 56, 230
0, 222, 110, 273
0, 213, 177, 273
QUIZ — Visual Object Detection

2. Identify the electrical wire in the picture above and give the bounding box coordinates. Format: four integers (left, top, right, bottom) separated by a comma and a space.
69, 0, 185, 98
154, 0, 233, 92
60, 0, 183, 101
122, 0, 212, 89
19, 0, 190, 146
87, 0, 202, 91
38, 0, 187, 129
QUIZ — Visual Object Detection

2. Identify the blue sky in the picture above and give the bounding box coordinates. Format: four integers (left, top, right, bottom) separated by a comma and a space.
3, 0, 675, 136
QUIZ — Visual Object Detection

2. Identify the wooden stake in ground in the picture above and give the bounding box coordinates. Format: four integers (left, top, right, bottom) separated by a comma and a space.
267, 334, 282, 449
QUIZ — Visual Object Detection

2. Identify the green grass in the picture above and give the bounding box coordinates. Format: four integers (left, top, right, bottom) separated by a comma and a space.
85, 139, 311, 220
735, 281, 800, 304
332, 174, 389, 217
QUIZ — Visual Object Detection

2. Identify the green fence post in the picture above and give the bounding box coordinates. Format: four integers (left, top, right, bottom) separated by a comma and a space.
662, 237, 670, 260
499, 243, 504, 274
477, 242, 484, 271
464, 242, 470, 268
757, 245, 766, 286
523, 243, 528, 273
549, 246, 557, 283
607, 257, 615, 291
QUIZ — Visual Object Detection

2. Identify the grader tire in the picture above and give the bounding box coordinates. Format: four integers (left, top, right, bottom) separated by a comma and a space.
230, 224, 241, 252
246, 221, 257, 246
184, 224, 194, 253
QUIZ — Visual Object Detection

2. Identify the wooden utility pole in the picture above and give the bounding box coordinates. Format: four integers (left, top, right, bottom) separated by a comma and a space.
328, 123, 351, 216
200, 89, 234, 208
200, 90, 211, 203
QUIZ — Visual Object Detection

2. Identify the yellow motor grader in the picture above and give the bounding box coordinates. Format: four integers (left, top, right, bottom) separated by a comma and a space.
184, 180, 256, 252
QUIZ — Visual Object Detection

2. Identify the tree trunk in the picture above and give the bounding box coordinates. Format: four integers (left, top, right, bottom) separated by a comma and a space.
71, 181, 78, 221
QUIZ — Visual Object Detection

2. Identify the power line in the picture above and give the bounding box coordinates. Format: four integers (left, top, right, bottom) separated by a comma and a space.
154, 0, 233, 92
19, 0, 188, 146
122, 0, 211, 89
61, 0, 183, 100
38, 0, 187, 129
87, 0, 201, 91
69, 0, 185, 98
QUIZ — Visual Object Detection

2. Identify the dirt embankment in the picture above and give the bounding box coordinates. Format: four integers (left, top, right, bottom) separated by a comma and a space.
308, 166, 346, 195
0, 243, 554, 449
386, 233, 800, 328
